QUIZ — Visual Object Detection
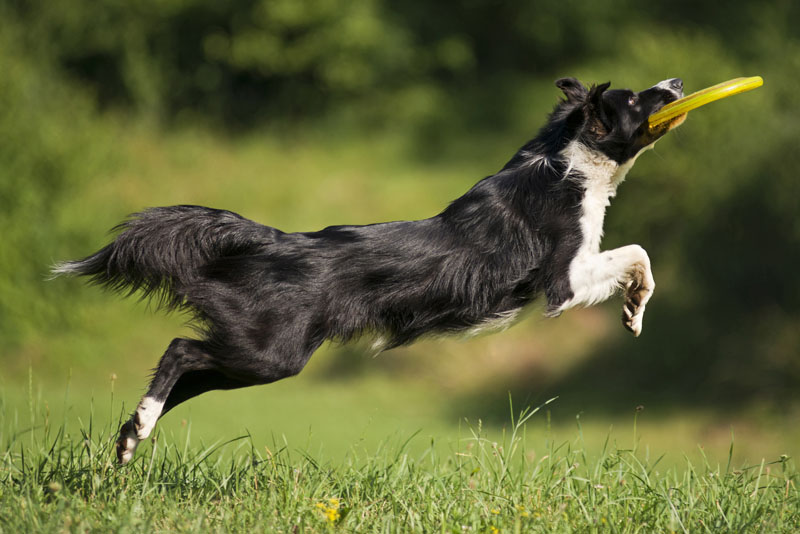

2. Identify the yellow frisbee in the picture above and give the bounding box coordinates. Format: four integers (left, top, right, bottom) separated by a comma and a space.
648, 76, 763, 131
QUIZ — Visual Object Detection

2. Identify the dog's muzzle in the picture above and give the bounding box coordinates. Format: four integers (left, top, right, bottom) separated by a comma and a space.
656, 78, 684, 100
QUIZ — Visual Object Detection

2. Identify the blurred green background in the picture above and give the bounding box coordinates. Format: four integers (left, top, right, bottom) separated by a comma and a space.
2, 0, 799, 464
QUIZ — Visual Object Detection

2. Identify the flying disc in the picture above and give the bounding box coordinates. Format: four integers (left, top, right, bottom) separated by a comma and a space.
648, 76, 763, 131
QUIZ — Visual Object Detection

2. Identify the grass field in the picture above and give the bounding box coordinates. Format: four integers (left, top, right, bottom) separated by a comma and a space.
2, 388, 797, 533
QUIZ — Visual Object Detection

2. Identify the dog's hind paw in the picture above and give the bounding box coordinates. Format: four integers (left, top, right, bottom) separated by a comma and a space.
116, 419, 139, 465
133, 397, 164, 441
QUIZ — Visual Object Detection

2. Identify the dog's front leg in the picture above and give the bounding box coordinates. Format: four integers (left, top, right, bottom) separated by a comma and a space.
560, 244, 655, 336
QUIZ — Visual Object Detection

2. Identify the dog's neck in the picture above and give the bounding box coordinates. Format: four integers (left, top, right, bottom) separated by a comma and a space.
560, 140, 652, 253
561, 140, 655, 194
562, 141, 620, 194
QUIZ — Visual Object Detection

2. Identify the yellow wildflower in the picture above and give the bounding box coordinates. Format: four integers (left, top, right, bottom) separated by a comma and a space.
326, 508, 340, 522
313, 498, 342, 523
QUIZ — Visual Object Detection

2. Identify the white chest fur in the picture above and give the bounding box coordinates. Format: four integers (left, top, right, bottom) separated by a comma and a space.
555, 141, 654, 311
562, 141, 620, 253
561, 141, 652, 254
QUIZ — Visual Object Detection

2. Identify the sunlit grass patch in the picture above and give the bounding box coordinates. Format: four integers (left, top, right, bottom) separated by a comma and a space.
1, 393, 797, 533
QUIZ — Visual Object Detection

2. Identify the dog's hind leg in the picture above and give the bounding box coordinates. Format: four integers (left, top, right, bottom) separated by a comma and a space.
116, 338, 217, 464
115, 332, 322, 464
161, 370, 249, 414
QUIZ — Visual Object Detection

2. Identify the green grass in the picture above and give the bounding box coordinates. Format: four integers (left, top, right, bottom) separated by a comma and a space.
2, 389, 797, 533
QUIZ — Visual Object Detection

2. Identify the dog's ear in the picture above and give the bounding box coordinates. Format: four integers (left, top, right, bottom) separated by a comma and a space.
585, 82, 612, 135
555, 78, 588, 103
586, 82, 611, 111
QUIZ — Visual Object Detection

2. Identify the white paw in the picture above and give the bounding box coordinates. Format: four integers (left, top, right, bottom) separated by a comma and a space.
134, 397, 164, 440
622, 301, 646, 337
622, 274, 654, 337
116, 420, 139, 465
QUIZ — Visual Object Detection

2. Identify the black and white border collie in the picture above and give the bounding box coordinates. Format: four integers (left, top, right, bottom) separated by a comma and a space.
53, 77, 685, 464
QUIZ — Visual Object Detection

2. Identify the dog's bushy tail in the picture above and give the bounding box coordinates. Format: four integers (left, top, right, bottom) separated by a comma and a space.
52, 205, 269, 310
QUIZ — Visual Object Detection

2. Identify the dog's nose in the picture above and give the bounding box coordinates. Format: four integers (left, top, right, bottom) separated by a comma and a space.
668, 78, 683, 91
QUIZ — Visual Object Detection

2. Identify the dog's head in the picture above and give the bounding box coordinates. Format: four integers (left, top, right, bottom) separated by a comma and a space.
554, 77, 684, 164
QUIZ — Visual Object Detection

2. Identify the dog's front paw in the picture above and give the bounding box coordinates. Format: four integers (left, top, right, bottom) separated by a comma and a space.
621, 268, 655, 337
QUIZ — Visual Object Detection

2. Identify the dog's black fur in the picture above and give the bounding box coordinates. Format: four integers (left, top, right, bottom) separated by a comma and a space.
54, 77, 684, 463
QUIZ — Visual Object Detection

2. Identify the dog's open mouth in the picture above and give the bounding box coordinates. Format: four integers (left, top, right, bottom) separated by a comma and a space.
649, 112, 687, 135
637, 110, 686, 146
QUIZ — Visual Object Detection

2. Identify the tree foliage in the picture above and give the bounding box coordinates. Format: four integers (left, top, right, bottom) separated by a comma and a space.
1, 0, 798, 406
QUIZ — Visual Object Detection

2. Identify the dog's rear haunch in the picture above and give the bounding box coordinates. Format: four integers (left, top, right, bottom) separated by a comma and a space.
53, 77, 684, 464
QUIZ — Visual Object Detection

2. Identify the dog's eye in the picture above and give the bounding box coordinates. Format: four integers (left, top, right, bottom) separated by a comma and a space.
628, 96, 638, 106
